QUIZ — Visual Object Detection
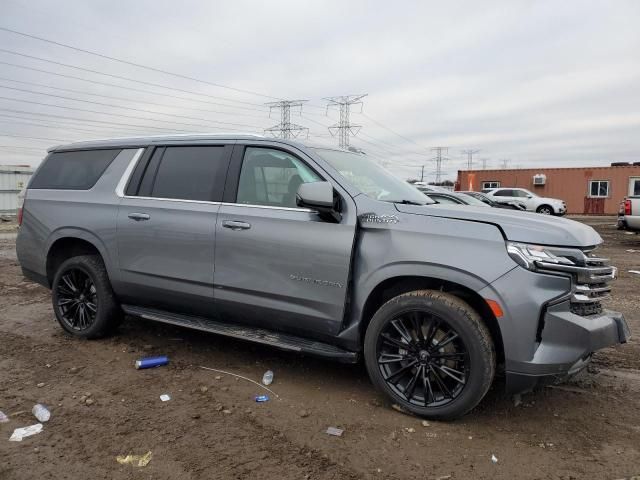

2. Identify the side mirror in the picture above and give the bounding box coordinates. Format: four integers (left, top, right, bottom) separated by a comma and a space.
296, 181, 341, 222
526, 194, 532, 198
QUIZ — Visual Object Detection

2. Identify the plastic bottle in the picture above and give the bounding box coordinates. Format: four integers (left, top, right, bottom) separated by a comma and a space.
262, 370, 274, 386
32, 404, 50, 422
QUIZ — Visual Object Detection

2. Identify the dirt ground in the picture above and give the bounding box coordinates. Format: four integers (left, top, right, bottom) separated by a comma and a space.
1, 216, 639, 480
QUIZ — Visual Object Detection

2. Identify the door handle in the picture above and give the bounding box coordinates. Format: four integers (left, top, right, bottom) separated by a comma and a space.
222, 220, 251, 231
128, 212, 150, 221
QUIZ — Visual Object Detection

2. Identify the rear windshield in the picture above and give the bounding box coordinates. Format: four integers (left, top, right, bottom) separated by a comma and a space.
30, 149, 121, 190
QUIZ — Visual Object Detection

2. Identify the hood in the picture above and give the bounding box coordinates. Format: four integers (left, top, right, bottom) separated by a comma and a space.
395, 204, 602, 248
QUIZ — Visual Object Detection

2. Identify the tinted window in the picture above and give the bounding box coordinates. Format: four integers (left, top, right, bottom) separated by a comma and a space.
236, 147, 321, 208
149, 146, 227, 201
512, 190, 530, 198
30, 149, 121, 190
493, 189, 512, 197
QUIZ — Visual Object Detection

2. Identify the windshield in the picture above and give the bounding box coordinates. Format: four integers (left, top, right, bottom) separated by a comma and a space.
312, 149, 431, 204
455, 193, 491, 207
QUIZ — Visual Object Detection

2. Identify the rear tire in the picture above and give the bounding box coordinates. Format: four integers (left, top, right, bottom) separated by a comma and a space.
364, 290, 495, 420
536, 205, 553, 215
51, 254, 122, 339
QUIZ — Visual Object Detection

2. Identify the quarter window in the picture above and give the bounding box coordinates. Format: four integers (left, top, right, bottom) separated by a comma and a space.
148, 146, 228, 201
589, 180, 609, 198
236, 147, 321, 208
482, 181, 500, 189
30, 149, 121, 190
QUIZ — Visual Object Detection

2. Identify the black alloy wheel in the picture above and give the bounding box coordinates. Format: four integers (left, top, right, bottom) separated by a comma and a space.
55, 267, 98, 331
376, 310, 469, 407
364, 290, 495, 420
52, 254, 122, 338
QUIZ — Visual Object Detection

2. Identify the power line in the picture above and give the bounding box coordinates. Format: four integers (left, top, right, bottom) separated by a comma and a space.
264, 100, 309, 139
324, 94, 367, 149
461, 149, 480, 170
0, 85, 267, 130
0, 132, 68, 142
0, 108, 193, 134
358, 112, 430, 155
0, 76, 270, 119
0, 50, 270, 109
0, 26, 280, 100
0, 96, 262, 133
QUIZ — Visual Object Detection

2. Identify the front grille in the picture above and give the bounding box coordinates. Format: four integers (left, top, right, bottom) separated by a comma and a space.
535, 252, 616, 317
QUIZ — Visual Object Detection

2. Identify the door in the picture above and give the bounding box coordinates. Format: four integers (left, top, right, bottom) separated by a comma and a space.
630, 177, 640, 196
116, 144, 232, 316
214, 145, 357, 337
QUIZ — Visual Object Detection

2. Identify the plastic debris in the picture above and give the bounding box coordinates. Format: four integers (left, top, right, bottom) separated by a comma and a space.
255, 395, 269, 402
421, 420, 430, 427
116, 451, 153, 467
262, 370, 274, 386
159, 394, 171, 402
9, 423, 43, 442
200, 366, 280, 398
135, 356, 169, 369
32, 404, 50, 422
0, 411, 8, 423
491, 454, 498, 464
513, 393, 522, 407
629, 270, 640, 275
326, 427, 344, 437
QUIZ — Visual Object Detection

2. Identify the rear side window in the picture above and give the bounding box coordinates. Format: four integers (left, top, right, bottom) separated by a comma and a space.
142, 146, 228, 201
30, 149, 121, 190
493, 189, 512, 196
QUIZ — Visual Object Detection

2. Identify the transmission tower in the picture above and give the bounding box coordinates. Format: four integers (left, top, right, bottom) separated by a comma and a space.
500, 159, 511, 169
461, 149, 480, 170
324, 94, 367, 149
264, 100, 309, 139
480, 158, 490, 170
431, 147, 449, 183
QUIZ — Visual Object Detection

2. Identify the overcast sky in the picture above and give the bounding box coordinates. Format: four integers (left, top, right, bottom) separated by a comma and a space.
1, 0, 639, 181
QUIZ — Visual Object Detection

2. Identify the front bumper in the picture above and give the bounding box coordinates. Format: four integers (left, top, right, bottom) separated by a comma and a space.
506, 304, 630, 393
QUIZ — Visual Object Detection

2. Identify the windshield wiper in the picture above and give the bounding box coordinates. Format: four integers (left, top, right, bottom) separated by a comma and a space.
395, 199, 427, 205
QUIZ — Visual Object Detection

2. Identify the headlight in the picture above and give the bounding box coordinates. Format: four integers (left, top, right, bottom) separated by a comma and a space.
506, 242, 575, 270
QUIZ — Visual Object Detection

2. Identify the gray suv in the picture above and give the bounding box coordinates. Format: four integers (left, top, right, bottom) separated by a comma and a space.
16, 134, 630, 419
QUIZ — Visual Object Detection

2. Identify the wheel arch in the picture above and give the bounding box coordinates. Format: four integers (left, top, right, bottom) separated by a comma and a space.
536, 204, 554, 214
357, 274, 505, 366
45, 229, 111, 286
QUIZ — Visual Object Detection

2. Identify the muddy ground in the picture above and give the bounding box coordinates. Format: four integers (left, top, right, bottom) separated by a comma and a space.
0, 217, 639, 479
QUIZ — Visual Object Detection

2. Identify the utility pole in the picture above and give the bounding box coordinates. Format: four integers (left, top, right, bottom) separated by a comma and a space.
264, 100, 309, 139
461, 149, 480, 170
324, 94, 367, 149
500, 158, 511, 169
431, 147, 449, 184
481, 158, 489, 170
420, 165, 425, 182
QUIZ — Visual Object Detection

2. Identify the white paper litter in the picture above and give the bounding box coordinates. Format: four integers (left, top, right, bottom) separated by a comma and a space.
629, 270, 640, 275
160, 394, 171, 402
0, 411, 8, 423
491, 454, 498, 463
326, 427, 344, 437
9, 423, 43, 442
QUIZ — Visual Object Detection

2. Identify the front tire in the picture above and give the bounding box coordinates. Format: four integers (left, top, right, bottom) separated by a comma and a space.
536, 205, 553, 215
364, 290, 495, 420
52, 254, 122, 339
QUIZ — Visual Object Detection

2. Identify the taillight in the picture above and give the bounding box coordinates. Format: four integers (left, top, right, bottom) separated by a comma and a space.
625, 199, 632, 216
17, 207, 23, 226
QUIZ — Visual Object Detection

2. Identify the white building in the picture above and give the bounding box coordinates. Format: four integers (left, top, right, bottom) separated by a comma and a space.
0, 165, 34, 215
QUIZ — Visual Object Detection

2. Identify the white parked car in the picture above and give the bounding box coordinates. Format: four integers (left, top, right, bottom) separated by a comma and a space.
483, 188, 566, 215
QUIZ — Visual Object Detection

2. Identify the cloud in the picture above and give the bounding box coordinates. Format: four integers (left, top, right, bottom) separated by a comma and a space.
0, 0, 638, 183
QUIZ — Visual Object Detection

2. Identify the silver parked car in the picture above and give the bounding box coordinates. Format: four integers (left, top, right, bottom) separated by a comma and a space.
16, 134, 629, 419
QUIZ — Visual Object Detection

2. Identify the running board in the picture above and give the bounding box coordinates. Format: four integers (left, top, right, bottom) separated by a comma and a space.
122, 305, 358, 363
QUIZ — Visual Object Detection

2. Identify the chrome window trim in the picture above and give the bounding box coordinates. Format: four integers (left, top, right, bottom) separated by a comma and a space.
115, 147, 314, 211
220, 202, 313, 213
115, 148, 145, 198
